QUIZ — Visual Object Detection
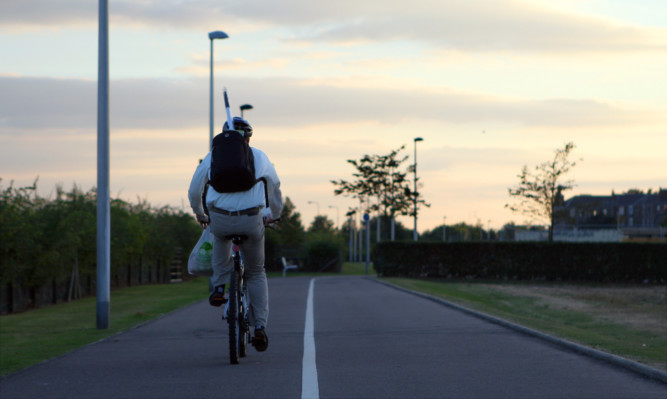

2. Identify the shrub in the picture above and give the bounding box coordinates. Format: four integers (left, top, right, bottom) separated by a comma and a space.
304, 232, 344, 272
0, 179, 201, 313
375, 242, 666, 283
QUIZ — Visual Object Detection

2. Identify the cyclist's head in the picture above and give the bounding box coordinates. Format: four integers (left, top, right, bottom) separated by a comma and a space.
223, 117, 253, 138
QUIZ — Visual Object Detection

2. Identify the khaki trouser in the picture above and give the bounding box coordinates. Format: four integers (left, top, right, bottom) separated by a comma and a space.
209, 211, 268, 328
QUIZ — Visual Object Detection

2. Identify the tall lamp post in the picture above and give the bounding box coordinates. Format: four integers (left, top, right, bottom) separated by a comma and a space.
308, 201, 320, 216
97, 0, 110, 329
240, 104, 254, 118
209, 30, 229, 150
328, 205, 339, 229
413, 137, 424, 241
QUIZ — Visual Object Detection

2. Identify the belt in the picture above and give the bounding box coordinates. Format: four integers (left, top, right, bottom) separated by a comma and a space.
210, 206, 261, 216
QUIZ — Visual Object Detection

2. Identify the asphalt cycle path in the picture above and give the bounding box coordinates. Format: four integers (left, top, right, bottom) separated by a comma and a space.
1, 276, 665, 399
312, 277, 666, 399
0, 277, 310, 399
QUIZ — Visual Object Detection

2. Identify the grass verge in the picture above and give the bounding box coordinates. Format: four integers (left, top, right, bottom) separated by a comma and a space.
383, 278, 666, 372
0, 278, 209, 376
341, 262, 375, 275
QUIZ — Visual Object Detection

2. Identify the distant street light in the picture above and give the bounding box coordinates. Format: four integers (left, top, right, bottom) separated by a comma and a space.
413, 137, 424, 241
328, 205, 340, 228
209, 30, 229, 150
308, 200, 320, 216
240, 104, 254, 118
442, 216, 447, 242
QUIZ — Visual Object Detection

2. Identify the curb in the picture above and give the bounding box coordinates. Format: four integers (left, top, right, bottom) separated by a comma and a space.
368, 277, 667, 385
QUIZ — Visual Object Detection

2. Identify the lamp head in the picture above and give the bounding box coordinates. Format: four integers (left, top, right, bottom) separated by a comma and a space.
208, 31, 229, 40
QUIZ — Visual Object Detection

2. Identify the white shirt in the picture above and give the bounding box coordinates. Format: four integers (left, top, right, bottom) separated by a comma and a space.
188, 147, 283, 220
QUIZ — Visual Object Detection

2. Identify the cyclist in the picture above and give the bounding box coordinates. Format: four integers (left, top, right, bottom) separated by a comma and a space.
188, 116, 283, 351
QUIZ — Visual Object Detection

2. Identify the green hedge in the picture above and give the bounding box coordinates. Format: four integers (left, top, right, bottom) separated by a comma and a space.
0, 180, 201, 313
375, 242, 667, 283
303, 231, 344, 272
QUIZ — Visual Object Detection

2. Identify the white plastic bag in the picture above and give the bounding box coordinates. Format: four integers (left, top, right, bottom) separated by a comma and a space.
188, 227, 214, 276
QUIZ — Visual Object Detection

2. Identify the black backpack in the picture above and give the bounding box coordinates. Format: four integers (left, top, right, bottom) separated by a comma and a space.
209, 130, 256, 193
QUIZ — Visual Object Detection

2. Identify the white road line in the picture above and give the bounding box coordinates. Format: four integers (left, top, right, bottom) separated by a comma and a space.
301, 278, 319, 399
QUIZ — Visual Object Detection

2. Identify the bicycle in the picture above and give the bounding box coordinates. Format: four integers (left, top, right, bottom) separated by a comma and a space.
222, 234, 251, 364
222, 217, 279, 364
216, 178, 278, 364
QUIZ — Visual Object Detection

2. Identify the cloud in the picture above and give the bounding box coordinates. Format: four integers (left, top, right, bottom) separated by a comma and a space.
3, 0, 665, 53
0, 76, 96, 130
0, 75, 656, 133
0, 0, 96, 29
419, 145, 533, 173
295, 1, 667, 53
0, 76, 205, 130
176, 57, 291, 77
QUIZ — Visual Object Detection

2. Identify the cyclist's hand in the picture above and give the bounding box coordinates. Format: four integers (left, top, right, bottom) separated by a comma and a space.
263, 216, 280, 229
196, 213, 210, 229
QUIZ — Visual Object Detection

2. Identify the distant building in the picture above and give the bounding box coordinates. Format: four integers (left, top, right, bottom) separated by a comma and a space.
553, 188, 667, 241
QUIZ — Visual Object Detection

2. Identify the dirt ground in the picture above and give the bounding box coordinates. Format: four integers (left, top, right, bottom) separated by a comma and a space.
480, 284, 667, 335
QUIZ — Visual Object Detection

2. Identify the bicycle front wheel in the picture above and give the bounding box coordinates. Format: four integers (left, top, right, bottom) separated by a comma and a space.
228, 268, 239, 364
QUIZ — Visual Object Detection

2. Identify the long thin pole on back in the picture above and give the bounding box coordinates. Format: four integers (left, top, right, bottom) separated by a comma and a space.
209, 39, 214, 150
223, 88, 234, 131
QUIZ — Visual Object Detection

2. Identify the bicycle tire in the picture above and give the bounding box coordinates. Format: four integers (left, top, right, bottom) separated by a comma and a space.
239, 280, 248, 358
228, 268, 239, 364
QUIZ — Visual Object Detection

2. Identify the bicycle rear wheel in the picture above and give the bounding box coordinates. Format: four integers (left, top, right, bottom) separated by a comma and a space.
238, 279, 248, 358
228, 268, 239, 364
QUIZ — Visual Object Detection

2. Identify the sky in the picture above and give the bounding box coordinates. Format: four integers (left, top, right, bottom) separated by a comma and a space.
1, 0, 666, 233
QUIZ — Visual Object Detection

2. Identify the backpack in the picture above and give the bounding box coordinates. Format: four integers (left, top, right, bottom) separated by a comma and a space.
209, 130, 256, 193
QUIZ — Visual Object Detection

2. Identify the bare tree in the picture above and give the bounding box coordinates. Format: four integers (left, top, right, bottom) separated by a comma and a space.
505, 142, 580, 242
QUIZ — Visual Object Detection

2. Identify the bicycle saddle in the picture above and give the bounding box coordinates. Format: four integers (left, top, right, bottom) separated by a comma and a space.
225, 234, 248, 242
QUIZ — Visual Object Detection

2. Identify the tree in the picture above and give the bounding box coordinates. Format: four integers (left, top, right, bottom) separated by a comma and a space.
308, 215, 336, 234
0, 178, 202, 312
275, 197, 305, 246
304, 214, 344, 271
263, 197, 305, 266
506, 142, 580, 242
331, 145, 427, 241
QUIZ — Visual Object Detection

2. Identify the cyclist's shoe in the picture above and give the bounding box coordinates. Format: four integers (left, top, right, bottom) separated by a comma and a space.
252, 326, 269, 352
208, 285, 227, 307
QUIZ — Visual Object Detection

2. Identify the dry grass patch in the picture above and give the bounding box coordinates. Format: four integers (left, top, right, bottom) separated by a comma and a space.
483, 284, 667, 335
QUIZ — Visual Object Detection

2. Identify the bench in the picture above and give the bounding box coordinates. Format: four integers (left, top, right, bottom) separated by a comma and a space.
281, 257, 298, 278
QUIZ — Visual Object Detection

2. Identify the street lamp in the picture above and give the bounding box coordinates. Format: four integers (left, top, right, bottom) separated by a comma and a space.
97, 0, 110, 330
413, 137, 424, 241
209, 30, 229, 150
308, 200, 320, 215
240, 104, 254, 118
328, 205, 340, 228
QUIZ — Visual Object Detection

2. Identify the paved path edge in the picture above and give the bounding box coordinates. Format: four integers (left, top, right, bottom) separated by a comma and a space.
368, 277, 667, 385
